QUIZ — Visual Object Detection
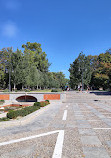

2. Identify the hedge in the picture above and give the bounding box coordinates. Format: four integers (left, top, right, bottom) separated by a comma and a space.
34, 102, 41, 107
7, 106, 40, 119
7, 101, 50, 119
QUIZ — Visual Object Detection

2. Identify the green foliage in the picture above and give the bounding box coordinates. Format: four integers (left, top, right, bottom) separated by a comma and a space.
51, 88, 62, 92
7, 106, 40, 119
25, 89, 30, 92
0, 100, 4, 102
6, 101, 50, 120
45, 100, 50, 103
33, 102, 41, 107
69, 50, 111, 90
3, 89, 9, 92
0, 42, 67, 90
40, 101, 47, 107
0, 117, 10, 122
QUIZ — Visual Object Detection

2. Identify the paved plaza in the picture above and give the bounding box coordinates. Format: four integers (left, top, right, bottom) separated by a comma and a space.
0, 91, 111, 158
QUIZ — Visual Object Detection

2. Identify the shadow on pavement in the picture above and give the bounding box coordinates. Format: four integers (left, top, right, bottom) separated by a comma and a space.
90, 91, 111, 95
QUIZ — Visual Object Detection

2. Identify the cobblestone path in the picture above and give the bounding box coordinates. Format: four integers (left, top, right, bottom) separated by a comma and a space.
0, 91, 111, 158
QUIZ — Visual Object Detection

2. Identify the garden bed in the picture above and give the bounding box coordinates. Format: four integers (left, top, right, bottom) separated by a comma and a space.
0, 100, 50, 121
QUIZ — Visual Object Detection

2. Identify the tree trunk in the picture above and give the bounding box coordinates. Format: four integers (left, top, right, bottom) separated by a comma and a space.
37, 85, 38, 90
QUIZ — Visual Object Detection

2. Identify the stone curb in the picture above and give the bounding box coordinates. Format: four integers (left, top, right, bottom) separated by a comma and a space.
0, 102, 61, 128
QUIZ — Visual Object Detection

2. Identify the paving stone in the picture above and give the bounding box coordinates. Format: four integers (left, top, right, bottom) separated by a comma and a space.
106, 141, 111, 148
83, 147, 110, 158
79, 129, 96, 135
78, 125, 91, 128
81, 136, 102, 146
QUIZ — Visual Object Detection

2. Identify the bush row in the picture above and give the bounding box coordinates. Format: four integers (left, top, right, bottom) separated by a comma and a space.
7, 106, 40, 119
51, 89, 62, 92
7, 100, 50, 119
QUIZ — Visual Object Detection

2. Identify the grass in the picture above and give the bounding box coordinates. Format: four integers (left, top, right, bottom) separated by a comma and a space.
0, 89, 64, 93
32, 89, 52, 92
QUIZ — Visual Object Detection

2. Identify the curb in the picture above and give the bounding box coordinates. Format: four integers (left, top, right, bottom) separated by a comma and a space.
0, 102, 61, 128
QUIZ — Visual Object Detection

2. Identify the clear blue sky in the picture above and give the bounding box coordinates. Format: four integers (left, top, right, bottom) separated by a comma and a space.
0, 0, 111, 78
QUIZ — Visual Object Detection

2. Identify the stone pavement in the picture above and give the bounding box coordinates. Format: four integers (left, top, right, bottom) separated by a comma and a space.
0, 91, 111, 158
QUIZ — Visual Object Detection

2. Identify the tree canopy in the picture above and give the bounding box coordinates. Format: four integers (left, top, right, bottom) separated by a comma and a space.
0, 42, 68, 91
69, 50, 111, 90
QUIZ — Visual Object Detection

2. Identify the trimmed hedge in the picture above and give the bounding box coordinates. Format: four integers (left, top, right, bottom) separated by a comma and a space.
33, 102, 41, 107
40, 101, 46, 107
7, 106, 40, 119
34, 101, 50, 107
6, 100, 50, 119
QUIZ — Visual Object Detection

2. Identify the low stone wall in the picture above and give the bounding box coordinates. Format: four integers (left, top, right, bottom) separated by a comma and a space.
0, 92, 66, 102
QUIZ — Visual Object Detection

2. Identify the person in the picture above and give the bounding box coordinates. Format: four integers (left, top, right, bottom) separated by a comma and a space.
80, 86, 82, 92
86, 86, 90, 93
78, 85, 80, 91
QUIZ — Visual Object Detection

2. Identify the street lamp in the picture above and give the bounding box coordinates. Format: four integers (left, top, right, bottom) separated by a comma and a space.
8, 48, 12, 92
9, 67, 11, 92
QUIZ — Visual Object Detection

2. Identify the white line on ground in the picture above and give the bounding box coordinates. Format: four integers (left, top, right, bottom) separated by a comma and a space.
88, 120, 102, 122
66, 105, 68, 108
0, 130, 60, 147
62, 110, 67, 120
52, 130, 64, 158
93, 128, 111, 130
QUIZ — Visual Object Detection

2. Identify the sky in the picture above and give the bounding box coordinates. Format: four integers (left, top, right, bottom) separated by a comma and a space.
0, 0, 111, 78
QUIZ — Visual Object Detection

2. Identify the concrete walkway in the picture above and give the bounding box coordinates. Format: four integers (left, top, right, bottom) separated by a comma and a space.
0, 91, 111, 158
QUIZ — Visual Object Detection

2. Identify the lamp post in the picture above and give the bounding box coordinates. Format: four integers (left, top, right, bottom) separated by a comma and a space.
81, 68, 84, 91
9, 67, 11, 91
8, 48, 12, 92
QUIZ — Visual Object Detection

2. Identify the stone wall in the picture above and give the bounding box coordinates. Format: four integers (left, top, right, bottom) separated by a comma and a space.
0, 92, 66, 102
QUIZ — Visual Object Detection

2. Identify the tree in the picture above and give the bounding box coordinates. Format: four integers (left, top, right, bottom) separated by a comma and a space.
91, 51, 111, 90
0, 47, 13, 90
11, 49, 24, 89
69, 52, 98, 89
22, 42, 50, 72
0, 42, 68, 91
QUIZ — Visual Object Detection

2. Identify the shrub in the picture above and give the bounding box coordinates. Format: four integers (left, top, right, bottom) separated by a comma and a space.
34, 102, 41, 107
7, 105, 40, 119
45, 100, 50, 103
51, 89, 58, 92
0, 100, 4, 102
45, 101, 49, 105
7, 110, 18, 119
25, 89, 30, 92
51, 89, 62, 92
40, 101, 47, 107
